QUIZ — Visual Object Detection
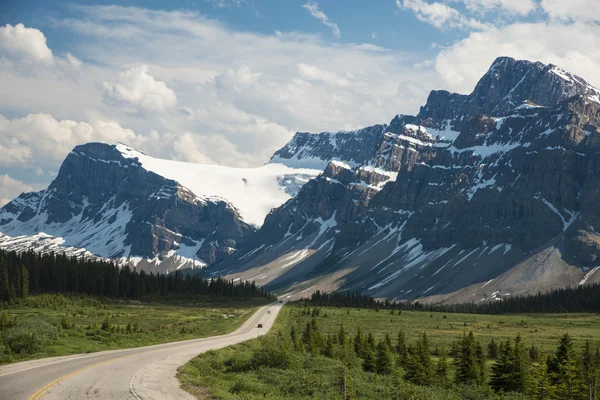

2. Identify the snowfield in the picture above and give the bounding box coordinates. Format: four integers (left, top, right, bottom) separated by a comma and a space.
116, 144, 321, 226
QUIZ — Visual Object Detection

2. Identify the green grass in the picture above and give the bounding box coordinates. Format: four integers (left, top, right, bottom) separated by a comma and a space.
284, 306, 600, 352
178, 305, 600, 399
0, 294, 268, 365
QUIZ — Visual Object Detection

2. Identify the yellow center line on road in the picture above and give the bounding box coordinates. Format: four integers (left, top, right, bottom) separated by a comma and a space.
28, 353, 136, 400
26, 305, 274, 400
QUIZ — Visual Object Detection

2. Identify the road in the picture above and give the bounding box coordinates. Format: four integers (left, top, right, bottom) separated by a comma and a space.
0, 302, 283, 400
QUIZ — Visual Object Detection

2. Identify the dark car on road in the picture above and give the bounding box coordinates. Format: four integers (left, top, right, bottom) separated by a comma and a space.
257, 323, 263, 328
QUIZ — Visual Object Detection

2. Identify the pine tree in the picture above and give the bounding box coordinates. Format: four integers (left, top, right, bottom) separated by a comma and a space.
20, 264, 29, 298
435, 347, 450, 387
551, 334, 586, 400
354, 328, 365, 358
338, 324, 347, 346
528, 352, 554, 399
384, 334, 392, 350
488, 339, 499, 359
362, 348, 376, 373
0, 257, 9, 302
395, 330, 408, 367
290, 325, 300, 350
510, 334, 530, 393
405, 333, 434, 386
8, 282, 17, 302
582, 341, 594, 400
475, 340, 488, 387
366, 332, 375, 352
323, 337, 335, 358
455, 331, 479, 385
375, 340, 393, 375
491, 339, 512, 392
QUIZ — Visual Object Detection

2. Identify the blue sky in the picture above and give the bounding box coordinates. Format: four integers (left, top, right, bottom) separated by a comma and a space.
0, 0, 454, 54
0, 0, 599, 204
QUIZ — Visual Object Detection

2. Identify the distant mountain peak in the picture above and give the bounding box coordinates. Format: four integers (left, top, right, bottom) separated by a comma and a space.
420, 58, 600, 122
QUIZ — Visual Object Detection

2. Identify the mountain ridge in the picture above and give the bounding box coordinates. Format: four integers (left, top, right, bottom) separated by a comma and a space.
3, 56, 600, 303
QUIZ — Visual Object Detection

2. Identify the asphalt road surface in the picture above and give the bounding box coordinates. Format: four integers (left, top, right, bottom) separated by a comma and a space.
0, 302, 283, 400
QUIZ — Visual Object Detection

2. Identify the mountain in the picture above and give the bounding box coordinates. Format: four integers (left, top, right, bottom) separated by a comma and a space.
3, 56, 600, 304
205, 57, 600, 303
0, 143, 320, 273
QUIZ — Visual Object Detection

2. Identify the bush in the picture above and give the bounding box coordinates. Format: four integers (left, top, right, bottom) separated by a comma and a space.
2, 317, 61, 354
251, 338, 297, 370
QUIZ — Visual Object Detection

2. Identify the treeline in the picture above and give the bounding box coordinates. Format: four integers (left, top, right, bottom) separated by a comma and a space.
304, 285, 600, 314
0, 249, 272, 303
269, 310, 600, 399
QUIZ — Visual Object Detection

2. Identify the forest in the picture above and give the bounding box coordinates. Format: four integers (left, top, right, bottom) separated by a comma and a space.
0, 249, 272, 304
305, 285, 600, 314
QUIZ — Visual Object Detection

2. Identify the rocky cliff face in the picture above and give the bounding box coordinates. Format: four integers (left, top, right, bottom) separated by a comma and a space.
4, 56, 600, 303
0, 143, 320, 273
208, 57, 600, 302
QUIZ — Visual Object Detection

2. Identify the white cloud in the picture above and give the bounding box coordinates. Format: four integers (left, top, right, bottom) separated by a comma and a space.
65, 52, 82, 68
298, 63, 350, 87
0, 174, 33, 206
434, 22, 600, 93
0, 6, 434, 186
396, 0, 488, 30
103, 65, 177, 112
541, 0, 600, 23
452, 0, 537, 16
0, 23, 54, 63
0, 113, 150, 170
302, 2, 341, 38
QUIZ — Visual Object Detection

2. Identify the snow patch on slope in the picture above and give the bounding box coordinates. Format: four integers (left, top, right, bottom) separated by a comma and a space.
116, 143, 320, 226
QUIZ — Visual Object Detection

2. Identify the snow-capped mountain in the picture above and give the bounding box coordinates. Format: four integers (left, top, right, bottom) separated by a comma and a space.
3, 56, 600, 303
0, 143, 320, 273
207, 57, 600, 302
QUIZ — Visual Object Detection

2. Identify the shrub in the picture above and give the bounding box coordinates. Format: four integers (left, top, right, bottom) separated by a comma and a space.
2, 317, 61, 354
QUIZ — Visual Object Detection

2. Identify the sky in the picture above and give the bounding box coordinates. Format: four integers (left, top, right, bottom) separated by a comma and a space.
1, 0, 600, 205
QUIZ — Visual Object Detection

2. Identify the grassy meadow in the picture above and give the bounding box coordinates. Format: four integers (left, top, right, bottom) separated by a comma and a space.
283, 306, 600, 352
0, 293, 267, 365
178, 304, 600, 400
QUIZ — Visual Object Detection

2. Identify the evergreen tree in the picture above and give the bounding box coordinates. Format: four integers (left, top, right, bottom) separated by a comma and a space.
435, 347, 450, 387
475, 340, 488, 386
551, 334, 586, 400
375, 340, 393, 375
362, 348, 376, 373
20, 264, 29, 298
510, 334, 530, 393
487, 339, 499, 359
323, 337, 335, 358
529, 343, 540, 362
455, 331, 480, 386
338, 324, 347, 346
354, 328, 365, 358
528, 352, 554, 400
366, 332, 375, 352
395, 330, 408, 367
0, 257, 9, 302
8, 282, 17, 302
491, 339, 513, 392
405, 333, 434, 386
582, 341, 595, 400
290, 325, 300, 351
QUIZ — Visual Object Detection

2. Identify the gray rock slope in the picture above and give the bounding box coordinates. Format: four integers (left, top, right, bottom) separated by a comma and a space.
207, 57, 600, 302
0, 143, 254, 272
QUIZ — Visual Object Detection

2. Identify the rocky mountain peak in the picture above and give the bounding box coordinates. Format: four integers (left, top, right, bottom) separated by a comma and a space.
419, 57, 600, 122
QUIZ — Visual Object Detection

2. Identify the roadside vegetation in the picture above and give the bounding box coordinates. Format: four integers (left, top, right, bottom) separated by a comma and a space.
0, 250, 273, 365
179, 305, 600, 399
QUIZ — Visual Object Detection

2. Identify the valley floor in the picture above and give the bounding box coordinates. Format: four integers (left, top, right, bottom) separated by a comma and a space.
0, 294, 267, 365
179, 305, 600, 399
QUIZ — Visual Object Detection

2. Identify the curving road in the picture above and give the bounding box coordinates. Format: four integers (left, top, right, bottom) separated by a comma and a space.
0, 302, 283, 400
